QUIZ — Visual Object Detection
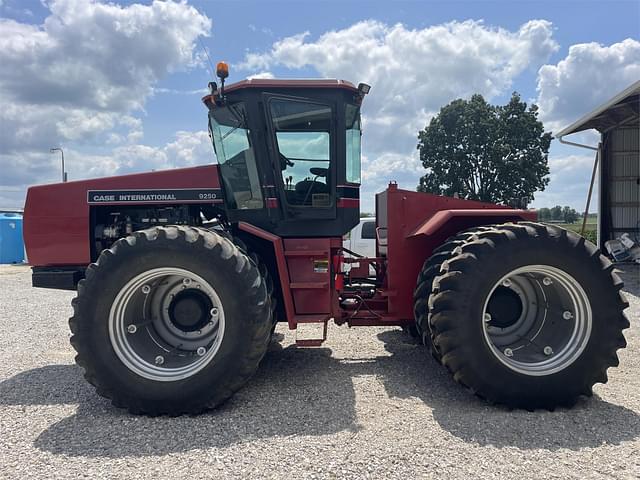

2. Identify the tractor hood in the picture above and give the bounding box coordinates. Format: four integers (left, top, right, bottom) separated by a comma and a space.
24, 165, 221, 266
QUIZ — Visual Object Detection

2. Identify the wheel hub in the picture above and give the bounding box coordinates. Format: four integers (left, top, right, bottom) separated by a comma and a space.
108, 267, 225, 382
168, 289, 213, 332
481, 265, 592, 376
487, 286, 523, 329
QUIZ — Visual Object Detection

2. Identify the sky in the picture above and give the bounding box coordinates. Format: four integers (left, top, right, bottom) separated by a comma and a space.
1, 0, 639, 213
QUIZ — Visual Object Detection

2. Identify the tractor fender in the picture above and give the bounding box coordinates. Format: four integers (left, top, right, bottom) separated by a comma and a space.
237, 222, 296, 328
408, 209, 537, 239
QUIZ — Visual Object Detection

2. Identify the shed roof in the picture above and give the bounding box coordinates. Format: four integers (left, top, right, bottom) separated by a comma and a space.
554, 80, 640, 138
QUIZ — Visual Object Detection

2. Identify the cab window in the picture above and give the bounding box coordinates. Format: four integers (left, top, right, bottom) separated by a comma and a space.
209, 103, 263, 210
361, 220, 376, 239
269, 99, 332, 207
345, 104, 362, 184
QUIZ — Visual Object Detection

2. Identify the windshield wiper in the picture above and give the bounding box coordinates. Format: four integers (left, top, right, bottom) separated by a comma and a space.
222, 126, 240, 140
221, 104, 247, 140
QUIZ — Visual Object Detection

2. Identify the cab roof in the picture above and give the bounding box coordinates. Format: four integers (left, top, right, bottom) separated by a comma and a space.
224, 78, 358, 93
202, 78, 359, 107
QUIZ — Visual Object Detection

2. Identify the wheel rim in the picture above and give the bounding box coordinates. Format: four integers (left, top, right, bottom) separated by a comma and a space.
109, 267, 225, 382
481, 265, 592, 376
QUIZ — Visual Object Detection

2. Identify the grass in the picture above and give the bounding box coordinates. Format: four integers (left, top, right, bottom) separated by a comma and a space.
556, 220, 597, 244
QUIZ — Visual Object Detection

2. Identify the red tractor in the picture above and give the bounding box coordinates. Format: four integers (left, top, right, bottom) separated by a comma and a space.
24, 64, 629, 415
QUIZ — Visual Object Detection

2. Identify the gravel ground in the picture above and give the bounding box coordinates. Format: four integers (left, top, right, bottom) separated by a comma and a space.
0, 263, 638, 479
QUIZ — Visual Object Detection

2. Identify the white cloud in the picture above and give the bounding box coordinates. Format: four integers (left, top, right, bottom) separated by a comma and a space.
361, 152, 422, 182
241, 21, 558, 121
247, 24, 273, 36
164, 130, 212, 166
0, 0, 211, 207
73, 130, 213, 177
531, 154, 597, 209
0, 2, 209, 158
529, 38, 640, 210
239, 19, 558, 208
247, 71, 275, 79
536, 38, 640, 134
1, 129, 214, 208
0, 1, 210, 119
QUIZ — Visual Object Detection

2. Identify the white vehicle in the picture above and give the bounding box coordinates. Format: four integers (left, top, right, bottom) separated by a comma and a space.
342, 217, 384, 276
343, 217, 377, 258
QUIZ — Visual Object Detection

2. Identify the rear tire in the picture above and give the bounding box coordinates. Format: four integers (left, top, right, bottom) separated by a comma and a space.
428, 222, 629, 409
413, 229, 485, 361
70, 226, 272, 415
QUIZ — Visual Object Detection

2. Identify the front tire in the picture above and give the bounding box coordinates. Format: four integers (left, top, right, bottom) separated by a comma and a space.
428, 222, 629, 409
70, 226, 272, 415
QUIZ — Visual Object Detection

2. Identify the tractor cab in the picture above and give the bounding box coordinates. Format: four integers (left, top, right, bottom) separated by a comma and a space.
203, 64, 370, 237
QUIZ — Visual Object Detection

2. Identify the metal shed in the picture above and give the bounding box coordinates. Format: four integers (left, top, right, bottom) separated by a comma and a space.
555, 80, 640, 249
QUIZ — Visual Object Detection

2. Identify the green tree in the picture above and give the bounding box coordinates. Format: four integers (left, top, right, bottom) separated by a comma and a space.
562, 206, 579, 223
417, 93, 551, 205
550, 205, 563, 221
538, 207, 551, 221
538, 205, 579, 223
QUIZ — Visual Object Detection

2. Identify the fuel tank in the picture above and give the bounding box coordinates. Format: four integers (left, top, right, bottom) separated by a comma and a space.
24, 165, 221, 266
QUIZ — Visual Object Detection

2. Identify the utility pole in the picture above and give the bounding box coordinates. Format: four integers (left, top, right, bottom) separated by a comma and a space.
50, 147, 67, 182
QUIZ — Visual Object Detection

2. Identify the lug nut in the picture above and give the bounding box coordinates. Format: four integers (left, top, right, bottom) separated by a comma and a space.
502, 279, 512, 288
183, 278, 192, 287
543, 346, 553, 356
127, 324, 137, 334
563, 311, 573, 320
154, 355, 164, 365
484, 313, 492, 323
141, 285, 151, 294
543, 277, 552, 286
196, 347, 206, 356
210, 307, 218, 317
504, 348, 513, 357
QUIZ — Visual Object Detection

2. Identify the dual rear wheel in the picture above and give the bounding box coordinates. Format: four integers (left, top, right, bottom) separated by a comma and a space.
414, 222, 629, 409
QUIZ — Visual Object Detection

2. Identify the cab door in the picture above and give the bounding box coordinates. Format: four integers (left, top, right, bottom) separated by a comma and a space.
265, 94, 337, 222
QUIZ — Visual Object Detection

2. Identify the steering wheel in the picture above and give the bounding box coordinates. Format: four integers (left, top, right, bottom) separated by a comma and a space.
301, 167, 329, 205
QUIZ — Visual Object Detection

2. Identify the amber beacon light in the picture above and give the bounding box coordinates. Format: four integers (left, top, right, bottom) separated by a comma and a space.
216, 61, 229, 80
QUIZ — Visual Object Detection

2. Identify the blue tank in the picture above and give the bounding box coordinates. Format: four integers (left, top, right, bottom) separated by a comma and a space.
0, 212, 25, 264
